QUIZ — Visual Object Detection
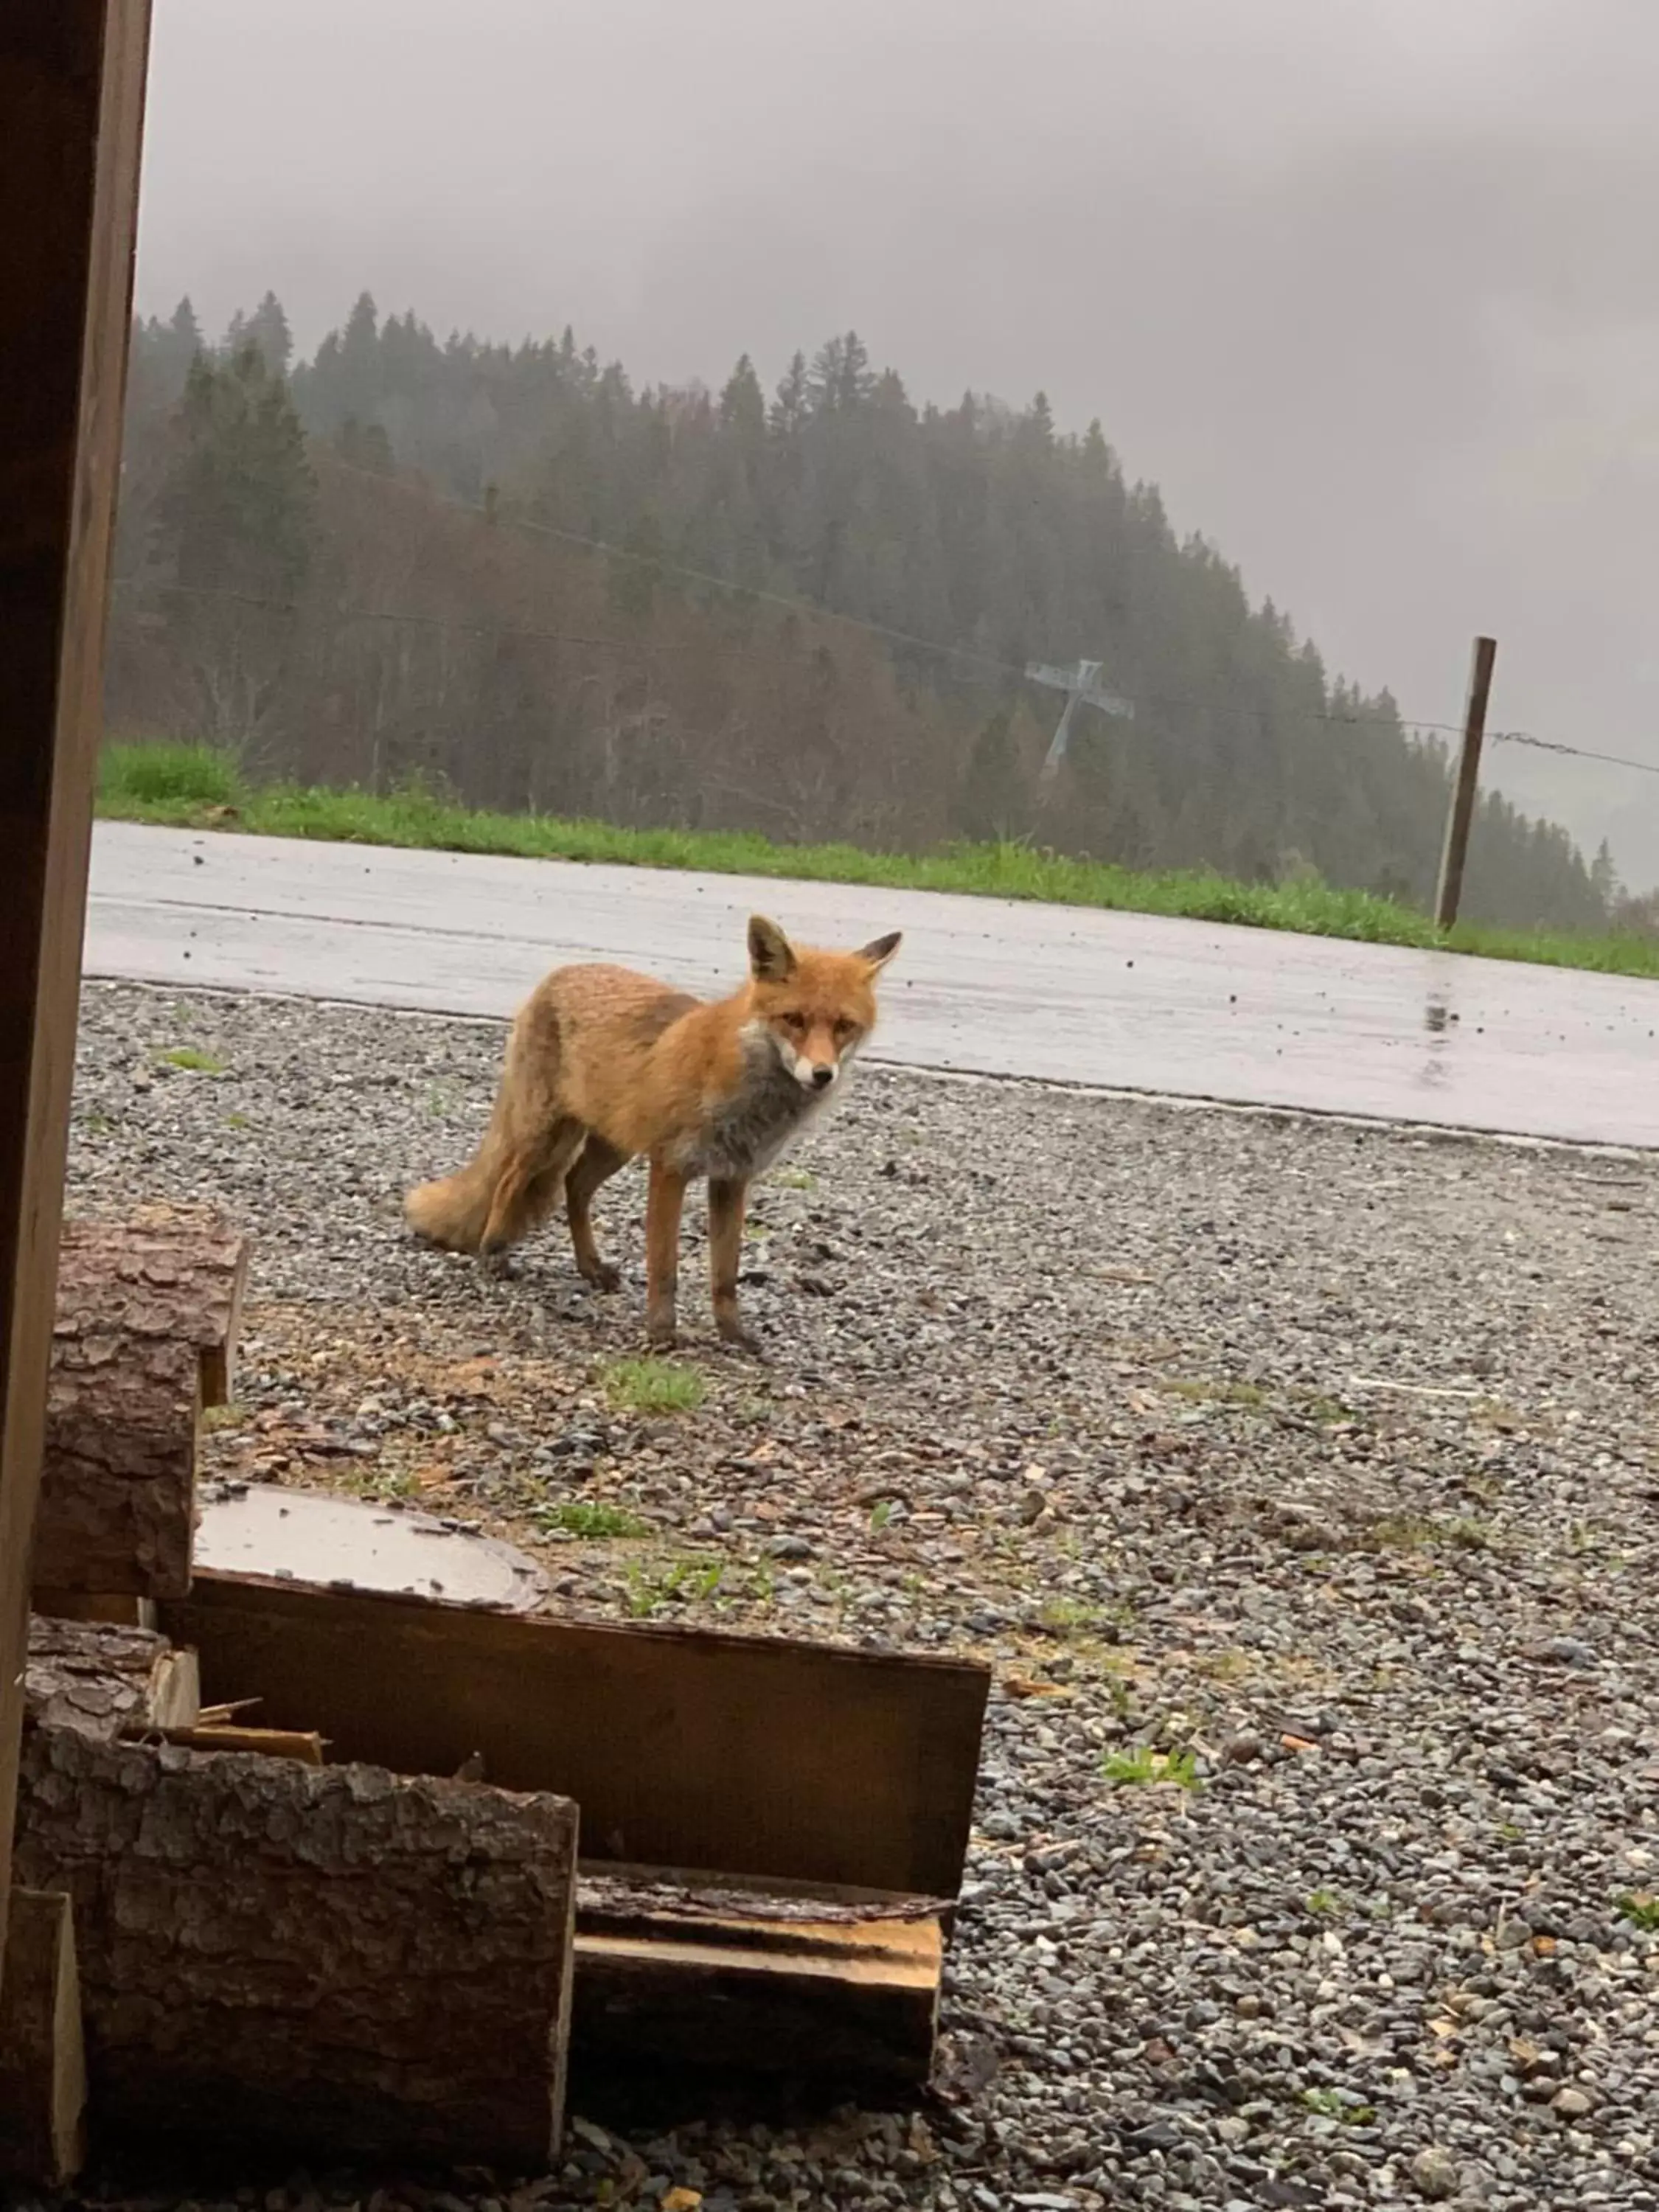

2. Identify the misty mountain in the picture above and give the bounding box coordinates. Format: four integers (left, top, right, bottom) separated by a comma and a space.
107, 293, 1612, 933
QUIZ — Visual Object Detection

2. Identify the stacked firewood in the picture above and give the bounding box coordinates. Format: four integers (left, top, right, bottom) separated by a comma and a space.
3, 1207, 974, 2187
3, 1208, 578, 2181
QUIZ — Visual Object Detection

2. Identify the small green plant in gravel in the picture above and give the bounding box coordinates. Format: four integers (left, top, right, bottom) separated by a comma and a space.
1037, 1597, 1104, 1637
625, 1554, 724, 1616
869, 1498, 895, 1533
159, 1045, 226, 1074
1305, 1888, 1346, 1918
1617, 1893, 1659, 1931
1302, 2089, 1376, 2124
1366, 1511, 1495, 1555
1161, 1375, 1268, 1409
538, 1499, 651, 1540
1102, 1745, 1202, 1790
771, 1166, 816, 1191
600, 1356, 706, 1416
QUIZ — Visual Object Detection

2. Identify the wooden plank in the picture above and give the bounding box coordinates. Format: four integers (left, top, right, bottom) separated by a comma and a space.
572, 1914, 941, 2089
162, 1570, 990, 1897
572, 1865, 943, 2086
130, 1722, 326, 1765
0, 1889, 86, 2186
0, 0, 153, 1976
15, 1725, 578, 2166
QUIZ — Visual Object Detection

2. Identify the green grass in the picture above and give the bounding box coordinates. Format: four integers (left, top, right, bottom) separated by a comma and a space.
599, 1355, 706, 1416
97, 741, 1659, 981
158, 1045, 226, 1074
1617, 1893, 1659, 1932
537, 1499, 652, 1540
1161, 1376, 1269, 1409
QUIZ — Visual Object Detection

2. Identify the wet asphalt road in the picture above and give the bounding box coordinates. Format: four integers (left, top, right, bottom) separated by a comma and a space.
84, 821, 1659, 1148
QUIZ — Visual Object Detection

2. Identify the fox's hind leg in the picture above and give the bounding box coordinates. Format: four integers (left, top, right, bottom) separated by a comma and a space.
479, 1114, 585, 1254
564, 1135, 630, 1291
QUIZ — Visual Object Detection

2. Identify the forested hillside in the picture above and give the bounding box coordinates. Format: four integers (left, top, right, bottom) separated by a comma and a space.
106, 292, 1612, 930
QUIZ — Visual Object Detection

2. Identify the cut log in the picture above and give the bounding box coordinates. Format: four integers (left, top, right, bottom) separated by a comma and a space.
25, 1615, 199, 1739
54, 1207, 248, 1405
13, 1725, 577, 2167
0, 1889, 86, 2186
32, 1209, 250, 1600
35, 1329, 198, 1598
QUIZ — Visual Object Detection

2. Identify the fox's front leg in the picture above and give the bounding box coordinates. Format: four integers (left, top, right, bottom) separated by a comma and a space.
709, 1177, 760, 1353
644, 1156, 687, 1346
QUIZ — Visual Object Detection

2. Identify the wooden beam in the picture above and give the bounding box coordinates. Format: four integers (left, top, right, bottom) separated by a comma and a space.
0, 0, 153, 1976
573, 1868, 942, 2087
0, 1889, 87, 2186
163, 1570, 990, 1897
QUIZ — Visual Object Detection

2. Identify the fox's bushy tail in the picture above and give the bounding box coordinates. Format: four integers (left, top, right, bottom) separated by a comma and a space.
404, 1010, 582, 1253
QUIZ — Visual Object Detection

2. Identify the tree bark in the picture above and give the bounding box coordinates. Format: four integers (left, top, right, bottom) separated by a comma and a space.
25, 1614, 198, 1739
13, 1726, 577, 2167
31, 1212, 251, 1599
34, 1329, 198, 1597
0, 1888, 86, 2186
54, 1206, 248, 1405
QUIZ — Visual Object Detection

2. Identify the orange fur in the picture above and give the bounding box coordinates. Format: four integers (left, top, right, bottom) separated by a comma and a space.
404, 915, 900, 1349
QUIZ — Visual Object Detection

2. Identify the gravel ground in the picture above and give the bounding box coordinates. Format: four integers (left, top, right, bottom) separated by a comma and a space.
46, 979, 1659, 2212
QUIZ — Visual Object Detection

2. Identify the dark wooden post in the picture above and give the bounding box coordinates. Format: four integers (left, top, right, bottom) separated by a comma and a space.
0, 0, 152, 1973
1434, 636, 1498, 931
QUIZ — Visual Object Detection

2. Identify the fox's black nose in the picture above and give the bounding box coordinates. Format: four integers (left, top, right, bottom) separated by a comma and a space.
811, 1064, 835, 1089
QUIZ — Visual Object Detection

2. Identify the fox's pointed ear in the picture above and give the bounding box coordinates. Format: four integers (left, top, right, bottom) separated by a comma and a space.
858, 929, 902, 973
748, 914, 796, 981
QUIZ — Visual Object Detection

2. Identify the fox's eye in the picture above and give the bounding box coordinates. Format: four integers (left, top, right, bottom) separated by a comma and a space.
782, 1013, 807, 1033
833, 1019, 856, 1043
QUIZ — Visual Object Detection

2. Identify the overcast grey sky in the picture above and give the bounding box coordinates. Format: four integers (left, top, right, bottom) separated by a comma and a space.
136, 0, 1659, 884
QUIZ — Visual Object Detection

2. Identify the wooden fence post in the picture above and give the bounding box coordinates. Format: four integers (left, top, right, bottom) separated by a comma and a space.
0, 0, 153, 1982
1434, 636, 1498, 930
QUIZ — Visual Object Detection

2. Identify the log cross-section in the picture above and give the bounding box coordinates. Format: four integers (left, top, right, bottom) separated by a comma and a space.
13, 1726, 579, 2167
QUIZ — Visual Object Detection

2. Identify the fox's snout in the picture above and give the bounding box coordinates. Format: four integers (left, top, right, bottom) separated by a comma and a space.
777, 1037, 839, 1091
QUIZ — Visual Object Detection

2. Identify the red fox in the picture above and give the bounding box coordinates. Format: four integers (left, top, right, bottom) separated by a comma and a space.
404, 914, 901, 1350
